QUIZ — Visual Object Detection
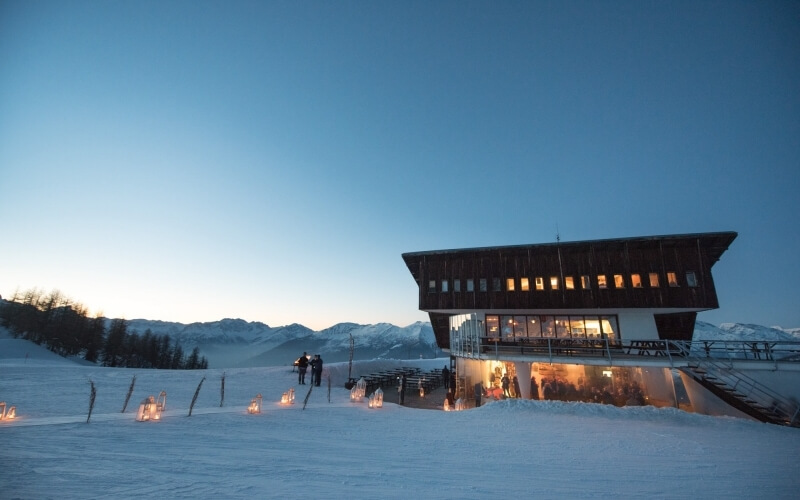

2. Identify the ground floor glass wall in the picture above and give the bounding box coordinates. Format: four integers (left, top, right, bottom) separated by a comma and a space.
452, 358, 689, 411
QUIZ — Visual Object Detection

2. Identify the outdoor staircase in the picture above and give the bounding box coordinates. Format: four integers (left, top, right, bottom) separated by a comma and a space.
674, 345, 800, 427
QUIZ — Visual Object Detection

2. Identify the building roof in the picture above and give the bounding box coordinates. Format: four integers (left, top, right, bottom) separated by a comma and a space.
402, 231, 737, 281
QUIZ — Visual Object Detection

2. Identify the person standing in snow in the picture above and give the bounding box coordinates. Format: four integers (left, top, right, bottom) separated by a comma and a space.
310, 354, 323, 386
442, 365, 450, 390
297, 352, 309, 385
512, 376, 521, 399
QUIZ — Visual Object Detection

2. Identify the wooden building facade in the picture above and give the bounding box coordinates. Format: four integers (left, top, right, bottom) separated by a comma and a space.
402, 232, 737, 348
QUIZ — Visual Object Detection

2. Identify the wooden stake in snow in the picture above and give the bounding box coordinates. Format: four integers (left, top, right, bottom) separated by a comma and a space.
220, 372, 226, 407
121, 375, 136, 413
188, 377, 205, 416
87, 379, 97, 424
302, 383, 313, 410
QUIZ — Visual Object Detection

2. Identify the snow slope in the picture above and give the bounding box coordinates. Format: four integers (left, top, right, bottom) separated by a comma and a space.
1, 329, 798, 499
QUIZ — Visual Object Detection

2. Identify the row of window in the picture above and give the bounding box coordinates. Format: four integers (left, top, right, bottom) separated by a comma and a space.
485, 314, 619, 340
429, 271, 698, 293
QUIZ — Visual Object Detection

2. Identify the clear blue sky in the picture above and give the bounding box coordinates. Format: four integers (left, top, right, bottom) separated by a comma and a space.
1, 1, 798, 330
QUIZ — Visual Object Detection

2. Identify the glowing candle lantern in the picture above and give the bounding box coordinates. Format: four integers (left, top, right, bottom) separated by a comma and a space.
374, 388, 383, 408
350, 386, 360, 402
136, 396, 156, 422
280, 392, 289, 404
455, 398, 465, 411
289, 388, 295, 404
0, 402, 16, 420
368, 394, 375, 408
153, 391, 166, 420
443, 399, 451, 412
248, 393, 263, 414
356, 377, 367, 396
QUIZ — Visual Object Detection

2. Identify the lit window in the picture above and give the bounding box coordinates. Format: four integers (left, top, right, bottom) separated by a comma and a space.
506, 278, 515, 291
479, 279, 487, 292
535, 277, 544, 290
441, 280, 449, 293
686, 271, 698, 287
649, 273, 659, 287
485, 315, 499, 337
521, 278, 530, 291
631, 274, 642, 288
454, 279, 461, 292
565, 277, 575, 290
428, 280, 436, 293
597, 275, 607, 289
550, 277, 559, 290
492, 278, 501, 292
467, 279, 474, 292
667, 272, 678, 287
581, 275, 590, 289
614, 274, 625, 288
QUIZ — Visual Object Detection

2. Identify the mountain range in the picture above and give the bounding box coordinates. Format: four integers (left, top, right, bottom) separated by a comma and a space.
117, 318, 799, 369
119, 318, 442, 368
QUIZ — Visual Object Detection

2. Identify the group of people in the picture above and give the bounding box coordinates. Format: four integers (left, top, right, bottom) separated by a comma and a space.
296, 352, 324, 386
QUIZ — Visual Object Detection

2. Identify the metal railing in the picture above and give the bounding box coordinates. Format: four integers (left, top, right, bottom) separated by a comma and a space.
473, 337, 800, 366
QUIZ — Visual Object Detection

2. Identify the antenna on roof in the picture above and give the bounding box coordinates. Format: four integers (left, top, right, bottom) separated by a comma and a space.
556, 223, 561, 243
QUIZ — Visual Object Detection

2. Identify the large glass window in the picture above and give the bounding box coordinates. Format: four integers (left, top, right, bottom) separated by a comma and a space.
521, 277, 530, 291
649, 273, 660, 287
600, 316, 619, 340
614, 274, 625, 288
581, 275, 591, 289
598, 275, 608, 289
535, 277, 545, 290
686, 271, 698, 287
506, 278, 515, 291
528, 316, 542, 337
555, 316, 571, 337
540, 316, 555, 337
550, 276, 560, 290
501, 316, 514, 339
514, 316, 527, 337
441, 280, 449, 292
467, 279, 474, 292
565, 276, 575, 290
631, 274, 642, 288
484, 314, 620, 340
485, 315, 499, 338
570, 317, 586, 338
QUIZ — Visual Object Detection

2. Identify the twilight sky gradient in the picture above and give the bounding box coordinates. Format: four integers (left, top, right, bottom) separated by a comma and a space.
1, 1, 798, 330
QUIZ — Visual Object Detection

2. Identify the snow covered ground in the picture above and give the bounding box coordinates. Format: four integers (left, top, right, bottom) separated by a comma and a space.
1, 332, 799, 499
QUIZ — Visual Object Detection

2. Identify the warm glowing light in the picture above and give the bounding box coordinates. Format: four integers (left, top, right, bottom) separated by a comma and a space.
603, 370, 613, 378
248, 393, 263, 414
0, 402, 16, 420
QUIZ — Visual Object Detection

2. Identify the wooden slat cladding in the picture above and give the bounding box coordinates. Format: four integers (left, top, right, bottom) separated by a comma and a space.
402, 232, 736, 313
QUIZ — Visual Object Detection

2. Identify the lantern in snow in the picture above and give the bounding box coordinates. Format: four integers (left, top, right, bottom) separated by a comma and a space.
455, 398, 465, 411
248, 393, 263, 414
153, 391, 167, 420
0, 402, 16, 420
368, 393, 375, 408
281, 392, 289, 404
374, 388, 383, 408
356, 377, 366, 395
136, 396, 157, 422
289, 388, 295, 404
443, 399, 451, 411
